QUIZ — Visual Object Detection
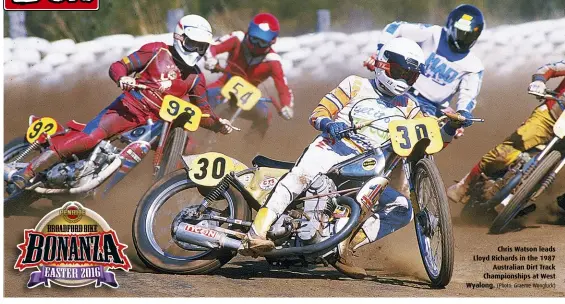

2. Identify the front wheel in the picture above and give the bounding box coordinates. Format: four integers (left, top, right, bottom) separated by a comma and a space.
154, 127, 187, 181
133, 169, 251, 274
413, 158, 454, 288
489, 150, 562, 234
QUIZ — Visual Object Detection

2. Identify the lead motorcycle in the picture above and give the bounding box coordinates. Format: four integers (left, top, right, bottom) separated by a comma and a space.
4, 84, 219, 213
462, 90, 565, 234
133, 108, 481, 287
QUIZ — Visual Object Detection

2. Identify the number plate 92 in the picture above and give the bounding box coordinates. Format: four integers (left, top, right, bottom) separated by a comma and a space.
159, 95, 203, 131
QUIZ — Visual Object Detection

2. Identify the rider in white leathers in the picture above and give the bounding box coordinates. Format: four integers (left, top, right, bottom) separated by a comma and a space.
240, 38, 470, 279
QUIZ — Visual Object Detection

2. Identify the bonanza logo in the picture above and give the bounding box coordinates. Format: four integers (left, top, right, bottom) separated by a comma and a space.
14, 201, 131, 288
5, 0, 99, 11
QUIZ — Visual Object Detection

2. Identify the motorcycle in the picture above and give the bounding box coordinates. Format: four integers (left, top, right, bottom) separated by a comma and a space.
132, 109, 481, 287
462, 90, 565, 234
4, 83, 217, 212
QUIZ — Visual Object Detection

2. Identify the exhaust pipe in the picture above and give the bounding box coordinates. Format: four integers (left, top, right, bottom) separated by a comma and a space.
174, 222, 242, 250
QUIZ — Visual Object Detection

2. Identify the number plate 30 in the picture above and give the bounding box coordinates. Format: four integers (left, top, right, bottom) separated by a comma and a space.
188, 152, 236, 186
159, 95, 203, 131
220, 76, 261, 111
389, 117, 443, 156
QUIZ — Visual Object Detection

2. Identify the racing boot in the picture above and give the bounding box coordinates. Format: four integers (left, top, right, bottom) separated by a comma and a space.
11, 150, 60, 189
557, 194, 565, 212
331, 229, 368, 279
239, 208, 277, 256
447, 164, 482, 204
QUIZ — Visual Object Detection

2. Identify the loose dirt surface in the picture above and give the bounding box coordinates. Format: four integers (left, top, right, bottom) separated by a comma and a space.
4, 67, 565, 297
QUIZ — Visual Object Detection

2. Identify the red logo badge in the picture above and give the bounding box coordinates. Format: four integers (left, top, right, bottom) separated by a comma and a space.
5, 0, 99, 11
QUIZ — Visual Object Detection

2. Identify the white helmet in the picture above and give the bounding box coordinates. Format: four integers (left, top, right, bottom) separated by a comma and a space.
374, 37, 425, 96
173, 14, 214, 67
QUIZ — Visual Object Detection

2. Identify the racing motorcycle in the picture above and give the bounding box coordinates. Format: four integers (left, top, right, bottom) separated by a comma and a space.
132, 108, 481, 287
461, 90, 565, 234
4, 83, 218, 213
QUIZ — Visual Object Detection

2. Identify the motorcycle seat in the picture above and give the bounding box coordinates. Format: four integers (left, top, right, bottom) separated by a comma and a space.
252, 155, 294, 170
66, 120, 86, 132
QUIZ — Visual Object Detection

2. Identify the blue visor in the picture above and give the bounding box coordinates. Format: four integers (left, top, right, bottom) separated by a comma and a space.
248, 22, 277, 43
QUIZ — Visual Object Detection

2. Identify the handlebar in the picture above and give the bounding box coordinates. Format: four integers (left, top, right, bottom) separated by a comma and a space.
529, 89, 564, 102
440, 112, 485, 123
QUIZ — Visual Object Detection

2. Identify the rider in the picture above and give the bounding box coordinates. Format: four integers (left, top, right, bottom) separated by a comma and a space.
240, 37, 472, 279
203, 13, 294, 138
447, 60, 565, 212
363, 4, 484, 124
11, 15, 234, 189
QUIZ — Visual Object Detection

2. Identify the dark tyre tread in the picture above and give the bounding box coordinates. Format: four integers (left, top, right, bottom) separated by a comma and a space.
155, 128, 186, 181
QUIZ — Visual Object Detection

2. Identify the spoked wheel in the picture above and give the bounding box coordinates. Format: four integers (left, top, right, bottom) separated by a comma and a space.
413, 158, 454, 288
489, 150, 562, 234
154, 127, 187, 181
133, 169, 251, 274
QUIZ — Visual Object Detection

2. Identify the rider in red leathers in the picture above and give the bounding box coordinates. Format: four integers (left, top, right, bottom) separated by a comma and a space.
204, 13, 294, 139
11, 15, 234, 189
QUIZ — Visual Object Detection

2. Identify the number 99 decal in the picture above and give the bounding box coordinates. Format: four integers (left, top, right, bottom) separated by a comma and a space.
26, 117, 58, 143
188, 152, 236, 186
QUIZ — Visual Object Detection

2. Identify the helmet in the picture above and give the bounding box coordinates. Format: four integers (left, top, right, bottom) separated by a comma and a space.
244, 13, 280, 55
375, 37, 425, 96
173, 14, 214, 66
445, 4, 485, 53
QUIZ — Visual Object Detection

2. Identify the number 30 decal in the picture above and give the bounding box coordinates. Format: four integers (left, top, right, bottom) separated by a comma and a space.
188, 152, 236, 186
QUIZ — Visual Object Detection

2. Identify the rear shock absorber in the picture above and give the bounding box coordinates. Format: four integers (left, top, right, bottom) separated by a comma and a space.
12, 141, 41, 163
531, 173, 556, 201
197, 173, 237, 213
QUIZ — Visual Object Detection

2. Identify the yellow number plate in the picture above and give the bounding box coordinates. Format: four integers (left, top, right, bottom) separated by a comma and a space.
159, 95, 202, 131
389, 117, 444, 156
26, 117, 58, 143
554, 111, 565, 139
220, 76, 262, 111
188, 152, 236, 187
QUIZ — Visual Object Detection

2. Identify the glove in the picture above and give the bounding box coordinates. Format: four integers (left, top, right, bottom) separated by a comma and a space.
158, 80, 172, 92
363, 54, 377, 72
449, 110, 474, 129
218, 118, 236, 135
205, 56, 219, 71
280, 106, 294, 120
118, 76, 136, 91
528, 80, 546, 96
320, 118, 350, 141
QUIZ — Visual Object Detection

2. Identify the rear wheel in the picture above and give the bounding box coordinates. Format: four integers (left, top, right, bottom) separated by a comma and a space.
413, 158, 454, 288
4, 137, 40, 213
133, 169, 251, 274
155, 127, 186, 181
489, 150, 562, 234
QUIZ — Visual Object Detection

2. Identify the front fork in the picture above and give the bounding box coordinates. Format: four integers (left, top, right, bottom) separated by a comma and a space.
153, 121, 170, 175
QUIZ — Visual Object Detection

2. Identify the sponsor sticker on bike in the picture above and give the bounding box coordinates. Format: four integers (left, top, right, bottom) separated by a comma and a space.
14, 201, 131, 288
259, 176, 278, 190
362, 158, 377, 171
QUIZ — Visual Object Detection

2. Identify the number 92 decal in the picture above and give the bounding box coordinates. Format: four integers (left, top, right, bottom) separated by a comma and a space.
26, 117, 58, 143
188, 152, 236, 186
159, 95, 203, 131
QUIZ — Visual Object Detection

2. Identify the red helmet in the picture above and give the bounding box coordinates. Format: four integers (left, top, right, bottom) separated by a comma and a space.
244, 13, 280, 55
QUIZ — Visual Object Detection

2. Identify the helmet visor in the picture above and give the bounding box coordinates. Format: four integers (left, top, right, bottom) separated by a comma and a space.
181, 34, 209, 56
453, 28, 481, 51
378, 50, 422, 86
248, 35, 271, 48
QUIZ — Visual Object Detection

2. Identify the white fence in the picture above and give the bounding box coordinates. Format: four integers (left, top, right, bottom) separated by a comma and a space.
4, 18, 565, 87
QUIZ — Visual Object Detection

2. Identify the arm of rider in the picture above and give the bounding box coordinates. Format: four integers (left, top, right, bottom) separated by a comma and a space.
109, 42, 164, 88
318, 118, 350, 141
529, 61, 565, 95
365, 22, 434, 71
204, 56, 219, 71
117, 76, 137, 91
456, 70, 483, 114
269, 59, 295, 120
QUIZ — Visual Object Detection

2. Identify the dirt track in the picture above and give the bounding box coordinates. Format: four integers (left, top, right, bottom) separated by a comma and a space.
3, 68, 565, 297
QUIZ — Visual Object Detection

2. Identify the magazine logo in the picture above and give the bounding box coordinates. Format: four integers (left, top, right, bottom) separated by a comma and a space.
14, 201, 131, 288
5, 0, 99, 11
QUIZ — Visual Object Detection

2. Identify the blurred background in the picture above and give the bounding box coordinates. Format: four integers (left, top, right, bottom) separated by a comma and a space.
4, 0, 565, 41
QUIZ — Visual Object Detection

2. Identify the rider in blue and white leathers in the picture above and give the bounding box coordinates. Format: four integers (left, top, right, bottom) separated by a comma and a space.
364, 4, 485, 122
239, 38, 472, 279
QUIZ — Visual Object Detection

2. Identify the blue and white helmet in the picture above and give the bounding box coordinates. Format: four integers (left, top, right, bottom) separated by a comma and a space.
445, 4, 485, 53
173, 15, 215, 66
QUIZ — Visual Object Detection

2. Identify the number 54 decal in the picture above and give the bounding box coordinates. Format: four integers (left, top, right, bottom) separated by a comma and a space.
188, 152, 237, 186
220, 76, 262, 111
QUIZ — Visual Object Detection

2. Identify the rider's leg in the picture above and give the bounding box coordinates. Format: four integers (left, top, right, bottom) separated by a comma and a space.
12, 95, 144, 188
448, 106, 556, 204
244, 136, 358, 253
206, 87, 223, 109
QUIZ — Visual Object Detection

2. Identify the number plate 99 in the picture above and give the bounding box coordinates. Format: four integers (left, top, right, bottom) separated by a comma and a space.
388, 117, 443, 156
26, 117, 58, 143
159, 95, 203, 131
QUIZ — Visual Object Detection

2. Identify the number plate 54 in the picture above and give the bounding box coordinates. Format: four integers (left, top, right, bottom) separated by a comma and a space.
220, 76, 261, 111
26, 117, 58, 143
159, 95, 203, 131
389, 117, 443, 156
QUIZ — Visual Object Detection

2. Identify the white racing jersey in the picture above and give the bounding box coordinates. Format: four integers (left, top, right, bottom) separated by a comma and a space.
309, 75, 448, 152
380, 22, 484, 112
